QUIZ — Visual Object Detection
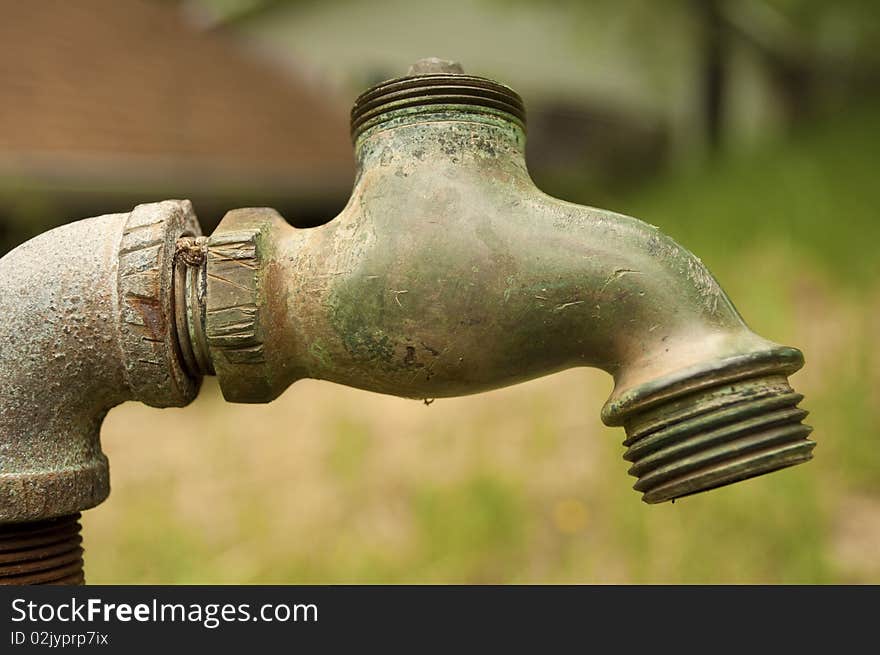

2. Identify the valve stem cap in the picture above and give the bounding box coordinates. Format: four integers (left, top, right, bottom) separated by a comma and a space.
407, 57, 464, 76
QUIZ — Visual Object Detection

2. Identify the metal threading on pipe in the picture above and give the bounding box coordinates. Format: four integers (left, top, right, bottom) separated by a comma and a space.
0, 514, 85, 585
608, 350, 815, 503
350, 73, 526, 141
173, 236, 213, 378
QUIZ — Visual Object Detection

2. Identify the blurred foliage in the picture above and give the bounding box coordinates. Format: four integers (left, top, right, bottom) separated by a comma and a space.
765, 0, 880, 59
494, 0, 880, 63
617, 100, 880, 285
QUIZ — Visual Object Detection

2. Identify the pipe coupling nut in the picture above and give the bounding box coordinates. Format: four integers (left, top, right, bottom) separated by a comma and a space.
203, 208, 284, 403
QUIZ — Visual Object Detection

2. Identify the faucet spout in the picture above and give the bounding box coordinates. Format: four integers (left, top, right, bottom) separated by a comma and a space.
196, 63, 814, 503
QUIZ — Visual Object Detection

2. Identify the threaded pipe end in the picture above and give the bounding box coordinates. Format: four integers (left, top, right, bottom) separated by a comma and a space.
0, 514, 85, 585
622, 373, 814, 503
606, 348, 815, 504
173, 236, 213, 377
351, 73, 526, 141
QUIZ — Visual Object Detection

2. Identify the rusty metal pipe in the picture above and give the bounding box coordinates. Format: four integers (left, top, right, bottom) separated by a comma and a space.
196, 60, 814, 503
0, 514, 85, 585
0, 201, 202, 528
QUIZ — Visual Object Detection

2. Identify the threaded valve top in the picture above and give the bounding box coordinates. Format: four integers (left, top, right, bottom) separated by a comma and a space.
350, 58, 525, 140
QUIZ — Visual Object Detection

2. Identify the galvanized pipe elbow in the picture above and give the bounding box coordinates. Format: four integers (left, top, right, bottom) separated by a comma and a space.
0, 201, 201, 523
192, 61, 814, 504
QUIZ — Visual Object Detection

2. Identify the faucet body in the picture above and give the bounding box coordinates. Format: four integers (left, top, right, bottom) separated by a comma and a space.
0, 61, 814, 583
194, 72, 813, 504
212, 112, 788, 402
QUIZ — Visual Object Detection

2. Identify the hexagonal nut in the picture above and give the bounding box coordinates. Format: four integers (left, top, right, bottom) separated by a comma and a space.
204, 208, 282, 403
117, 200, 203, 407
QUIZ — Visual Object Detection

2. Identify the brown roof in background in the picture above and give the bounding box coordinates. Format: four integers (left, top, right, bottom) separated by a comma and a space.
0, 0, 355, 195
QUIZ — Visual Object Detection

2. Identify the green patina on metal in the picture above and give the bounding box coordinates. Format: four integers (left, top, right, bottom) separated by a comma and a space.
328, 291, 397, 371
0, 59, 815, 539
197, 59, 814, 502
308, 341, 332, 369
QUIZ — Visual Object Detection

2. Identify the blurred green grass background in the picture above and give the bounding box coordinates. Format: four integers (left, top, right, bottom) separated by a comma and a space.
84, 101, 880, 584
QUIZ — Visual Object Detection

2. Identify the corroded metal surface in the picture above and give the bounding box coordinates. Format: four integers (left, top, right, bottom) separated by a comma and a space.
619, 364, 813, 502
0, 57, 814, 532
0, 201, 202, 523
203, 212, 276, 401
350, 72, 526, 139
203, 62, 813, 501
174, 235, 212, 378
117, 201, 202, 405
0, 514, 84, 585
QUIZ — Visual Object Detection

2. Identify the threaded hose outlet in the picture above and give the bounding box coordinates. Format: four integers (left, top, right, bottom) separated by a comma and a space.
605, 348, 815, 503
0, 514, 85, 585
